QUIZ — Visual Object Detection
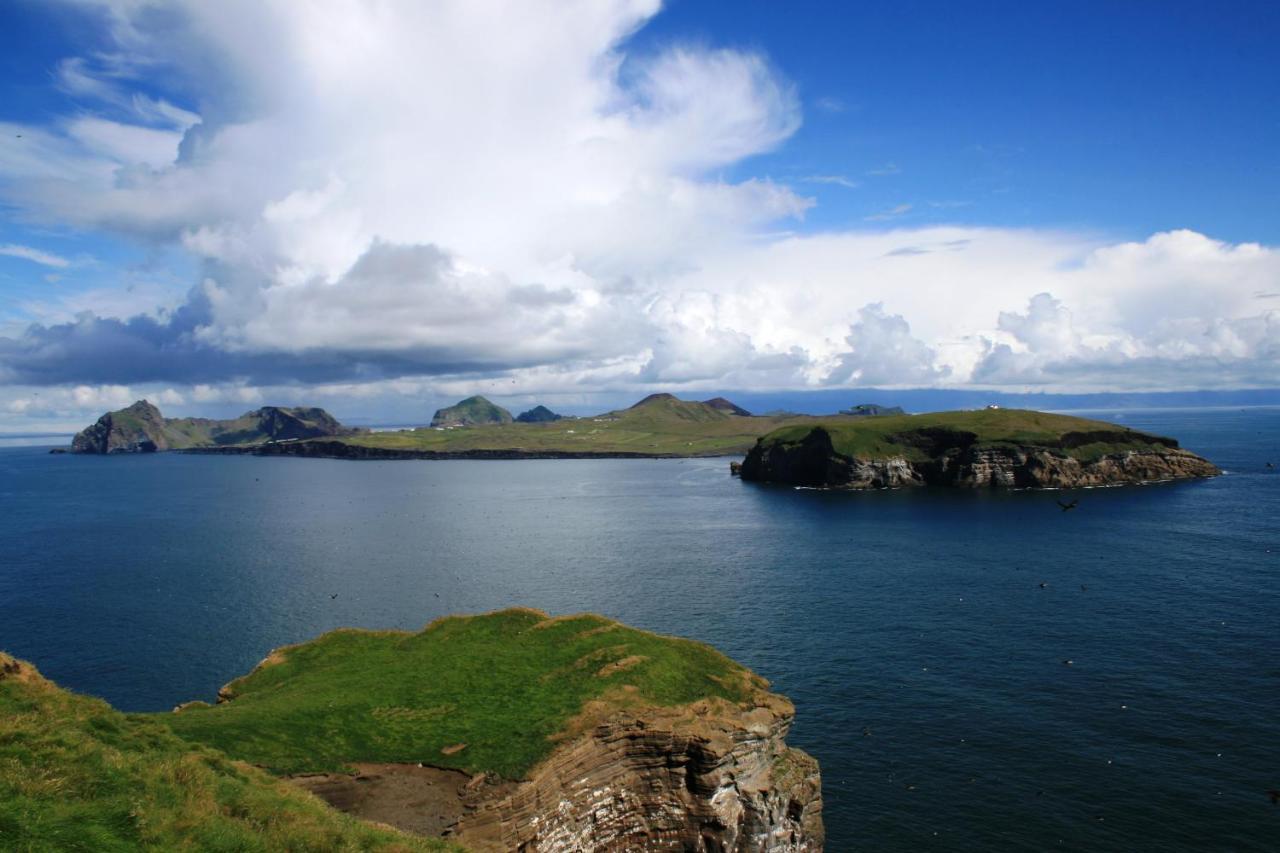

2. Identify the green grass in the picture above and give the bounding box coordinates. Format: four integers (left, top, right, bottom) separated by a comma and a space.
754, 408, 1179, 462
158, 609, 762, 780
0, 652, 455, 852
340, 396, 836, 456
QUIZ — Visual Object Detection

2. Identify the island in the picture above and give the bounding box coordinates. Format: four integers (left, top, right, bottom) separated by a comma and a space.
430, 395, 515, 427
0, 610, 824, 851
69, 393, 825, 458
69, 399, 361, 453
64, 398, 1220, 490
740, 408, 1220, 489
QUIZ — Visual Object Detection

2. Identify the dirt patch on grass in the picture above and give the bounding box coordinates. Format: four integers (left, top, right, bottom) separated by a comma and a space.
289, 762, 513, 838
596, 655, 646, 677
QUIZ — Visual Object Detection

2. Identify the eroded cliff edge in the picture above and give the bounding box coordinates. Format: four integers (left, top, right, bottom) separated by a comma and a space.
163, 609, 824, 852
452, 694, 821, 851
740, 410, 1220, 489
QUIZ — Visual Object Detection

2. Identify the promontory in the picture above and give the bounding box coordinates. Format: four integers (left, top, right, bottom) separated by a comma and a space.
0, 609, 823, 851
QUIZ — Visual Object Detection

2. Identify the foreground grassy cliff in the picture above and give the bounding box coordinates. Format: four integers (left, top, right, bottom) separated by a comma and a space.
741, 408, 1220, 489
161, 608, 760, 778
159, 608, 822, 850
2, 611, 823, 850
0, 652, 454, 851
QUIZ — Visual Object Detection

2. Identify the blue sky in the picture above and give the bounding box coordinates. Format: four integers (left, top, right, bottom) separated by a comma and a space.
636, 0, 1280, 242
0, 1, 1277, 428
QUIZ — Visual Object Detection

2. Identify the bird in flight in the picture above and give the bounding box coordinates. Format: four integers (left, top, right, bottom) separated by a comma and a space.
1057, 499, 1079, 512
329, 593, 338, 599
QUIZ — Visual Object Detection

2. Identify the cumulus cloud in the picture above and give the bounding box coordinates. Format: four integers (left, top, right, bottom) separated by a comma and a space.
826, 304, 948, 386
0, 1, 1277, 414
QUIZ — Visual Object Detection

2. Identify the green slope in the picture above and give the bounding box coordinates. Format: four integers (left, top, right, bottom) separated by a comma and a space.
754, 408, 1180, 462
159, 609, 763, 780
339, 394, 814, 456
0, 653, 455, 852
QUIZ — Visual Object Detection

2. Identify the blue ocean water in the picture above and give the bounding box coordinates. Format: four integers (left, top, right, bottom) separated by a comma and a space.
1, 408, 1277, 850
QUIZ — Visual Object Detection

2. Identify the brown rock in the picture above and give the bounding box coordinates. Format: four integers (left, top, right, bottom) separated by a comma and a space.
451, 693, 823, 852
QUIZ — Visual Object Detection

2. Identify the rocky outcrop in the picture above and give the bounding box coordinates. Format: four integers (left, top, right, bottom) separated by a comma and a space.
431, 396, 514, 427
70, 402, 358, 453
71, 400, 169, 453
452, 694, 822, 852
515, 405, 565, 423
703, 397, 753, 417
741, 426, 1220, 489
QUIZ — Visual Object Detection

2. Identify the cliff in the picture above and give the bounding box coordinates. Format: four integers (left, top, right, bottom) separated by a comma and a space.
71, 399, 170, 453
452, 693, 821, 851
164, 609, 824, 851
740, 409, 1220, 489
70, 401, 358, 453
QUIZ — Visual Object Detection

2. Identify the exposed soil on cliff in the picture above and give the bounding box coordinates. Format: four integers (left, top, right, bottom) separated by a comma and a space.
289, 762, 516, 839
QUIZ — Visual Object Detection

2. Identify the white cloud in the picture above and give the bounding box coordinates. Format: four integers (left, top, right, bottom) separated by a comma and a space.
802, 174, 860, 190
864, 203, 912, 221
0, 2, 1276, 410
72, 383, 134, 410
826, 304, 948, 386
0, 244, 71, 268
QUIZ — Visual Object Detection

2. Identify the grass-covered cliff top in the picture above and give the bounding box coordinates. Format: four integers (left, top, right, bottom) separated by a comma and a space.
0, 652, 455, 851
159, 609, 764, 779
754, 408, 1181, 462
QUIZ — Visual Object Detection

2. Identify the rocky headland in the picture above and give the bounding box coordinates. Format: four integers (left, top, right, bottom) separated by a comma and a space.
740, 409, 1220, 489
165, 609, 824, 852
70, 400, 359, 453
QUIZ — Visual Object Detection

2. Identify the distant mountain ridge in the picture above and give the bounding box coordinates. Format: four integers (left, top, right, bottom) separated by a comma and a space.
515, 405, 564, 423
70, 401, 358, 453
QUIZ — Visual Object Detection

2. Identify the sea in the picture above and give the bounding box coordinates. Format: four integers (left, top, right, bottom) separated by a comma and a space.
1, 407, 1277, 851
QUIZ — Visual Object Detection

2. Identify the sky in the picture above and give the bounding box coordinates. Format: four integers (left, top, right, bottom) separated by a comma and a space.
0, 0, 1277, 430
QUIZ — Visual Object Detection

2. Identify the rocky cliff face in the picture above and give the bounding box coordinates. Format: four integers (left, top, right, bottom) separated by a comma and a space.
71, 400, 169, 453
452, 694, 822, 852
740, 426, 1219, 489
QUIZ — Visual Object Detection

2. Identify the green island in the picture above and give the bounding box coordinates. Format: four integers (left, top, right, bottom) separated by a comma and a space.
740, 407, 1220, 488
2, 610, 823, 850
64, 395, 1220, 490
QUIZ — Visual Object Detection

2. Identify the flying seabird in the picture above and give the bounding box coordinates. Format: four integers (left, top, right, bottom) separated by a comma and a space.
329, 593, 338, 599
1039, 581, 1049, 589
1057, 499, 1079, 512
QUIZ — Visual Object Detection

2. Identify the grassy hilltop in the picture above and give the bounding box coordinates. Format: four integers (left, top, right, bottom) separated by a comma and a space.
159, 609, 762, 779
752, 408, 1181, 463
339, 393, 825, 456
0, 652, 455, 851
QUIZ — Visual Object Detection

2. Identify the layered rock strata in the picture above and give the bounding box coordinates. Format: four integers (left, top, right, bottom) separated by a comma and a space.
450, 693, 822, 852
